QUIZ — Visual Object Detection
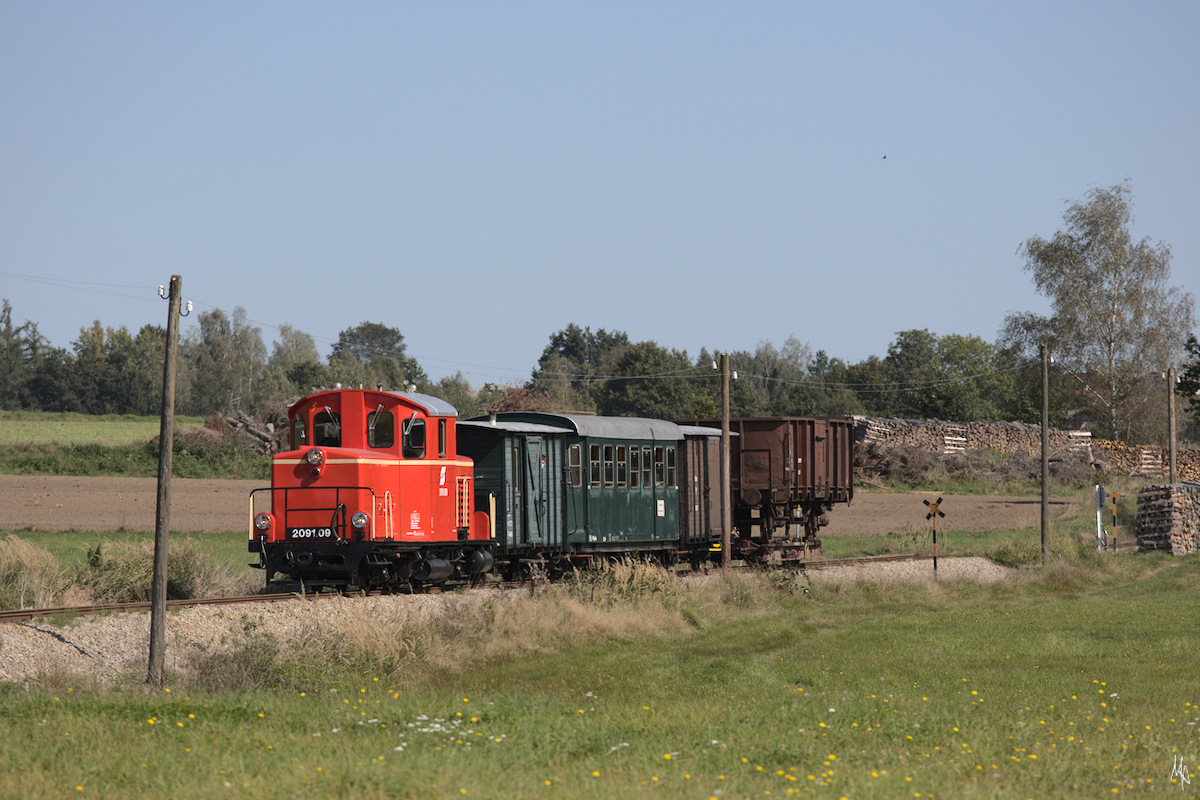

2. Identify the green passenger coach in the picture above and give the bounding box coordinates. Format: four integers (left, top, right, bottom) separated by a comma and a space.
457, 412, 689, 576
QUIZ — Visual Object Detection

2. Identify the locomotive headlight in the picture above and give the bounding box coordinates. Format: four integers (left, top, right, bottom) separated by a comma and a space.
306, 448, 324, 466
351, 511, 370, 530
254, 512, 273, 531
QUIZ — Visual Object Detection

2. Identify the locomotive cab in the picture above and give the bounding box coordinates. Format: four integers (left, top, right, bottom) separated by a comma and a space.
250, 389, 494, 591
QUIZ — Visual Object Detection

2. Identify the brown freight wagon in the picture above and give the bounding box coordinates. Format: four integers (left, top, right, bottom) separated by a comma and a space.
674, 417, 854, 561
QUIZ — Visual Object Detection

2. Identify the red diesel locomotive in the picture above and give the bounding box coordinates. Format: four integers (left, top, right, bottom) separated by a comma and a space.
248, 388, 495, 590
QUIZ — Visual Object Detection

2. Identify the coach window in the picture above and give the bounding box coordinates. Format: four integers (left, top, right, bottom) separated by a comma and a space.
603, 444, 614, 488
616, 445, 627, 488
368, 407, 394, 448
589, 444, 601, 488
629, 446, 641, 489
314, 409, 341, 447
641, 446, 653, 489
653, 446, 665, 489
512, 446, 521, 493
667, 446, 677, 488
402, 415, 426, 459
568, 444, 582, 487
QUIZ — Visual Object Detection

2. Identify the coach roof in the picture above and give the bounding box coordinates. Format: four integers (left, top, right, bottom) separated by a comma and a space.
467, 412, 684, 441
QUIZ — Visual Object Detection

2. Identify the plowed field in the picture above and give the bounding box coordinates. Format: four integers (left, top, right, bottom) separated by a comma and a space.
0, 475, 1074, 535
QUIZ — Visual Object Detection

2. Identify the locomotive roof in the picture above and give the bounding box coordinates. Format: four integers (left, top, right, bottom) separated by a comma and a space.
467, 412, 684, 441
294, 389, 459, 417
394, 391, 459, 416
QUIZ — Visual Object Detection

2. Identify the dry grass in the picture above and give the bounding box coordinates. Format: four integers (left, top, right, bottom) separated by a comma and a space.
0, 535, 70, 609
274, 561, 696, 685
72, 537, 256, 604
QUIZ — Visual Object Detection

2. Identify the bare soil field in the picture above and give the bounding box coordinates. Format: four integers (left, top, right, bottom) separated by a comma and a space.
820, 491, 1075, 538
0, 475, 264, 534
0, 475, 1075, 535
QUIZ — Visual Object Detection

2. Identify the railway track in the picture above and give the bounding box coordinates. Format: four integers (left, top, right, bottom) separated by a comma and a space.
0, 553, 935, 624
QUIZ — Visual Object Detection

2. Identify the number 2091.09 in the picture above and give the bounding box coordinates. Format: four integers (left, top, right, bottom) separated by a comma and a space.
286, 528, 334, 540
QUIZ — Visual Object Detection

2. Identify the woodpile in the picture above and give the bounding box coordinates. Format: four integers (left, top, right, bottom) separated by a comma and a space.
1134, 483, 1200, 554
854, 417, 1200, 483
225, 412, 284, 454
853, 418, 1088, 459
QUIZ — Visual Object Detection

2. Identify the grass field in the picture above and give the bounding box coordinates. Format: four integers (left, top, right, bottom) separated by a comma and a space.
0, 411, 266, 478
1, 414, 1195, 796
0, 555, 1197, 798
0, 411, 204, 447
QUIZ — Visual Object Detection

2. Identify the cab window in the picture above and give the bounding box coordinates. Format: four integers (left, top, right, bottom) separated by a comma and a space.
402, 416, 426, 459
291, 416, 308, 450
314, 409, 341, 447
368, 408, 394, 448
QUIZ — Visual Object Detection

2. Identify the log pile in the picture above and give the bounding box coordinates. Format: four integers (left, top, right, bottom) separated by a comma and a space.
1134, 483, 1200, 555
854, 417, 1200, 483
225, 412, 283, 454
853, 418, 1086, 458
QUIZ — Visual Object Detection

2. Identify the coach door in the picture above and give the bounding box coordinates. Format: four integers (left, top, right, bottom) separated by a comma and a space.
517, 436, 563, 548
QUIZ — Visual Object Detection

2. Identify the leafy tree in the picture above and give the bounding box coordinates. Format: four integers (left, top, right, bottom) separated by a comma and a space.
531, 324, 630, 411
1177, 334, 1200, 443
0, 300, 27, 408
181, 307, 268, 415
269, 324, 320, 371
787, 351, 865, 416
592, 341, 696, 418
23, 346, 77, 411
1002, 182, 1195, 440
843, 330, 1015, 422
330, 321, 427, 392
70, 323, 162, 415
262, 324, 322, 400
427, 372, 483, 418
844, 355, 890, 417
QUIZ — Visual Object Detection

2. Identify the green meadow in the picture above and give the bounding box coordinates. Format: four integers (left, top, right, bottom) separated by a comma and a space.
1, 413, 1195, 797
0, 551, 1197, 799
0, 410, 205, 447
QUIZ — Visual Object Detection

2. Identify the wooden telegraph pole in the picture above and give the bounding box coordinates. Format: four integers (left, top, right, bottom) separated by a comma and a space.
1168, 366, 1177, 484
720, 353, 731, 571
1041, 341, 1049, 566
148, 276, 184, 688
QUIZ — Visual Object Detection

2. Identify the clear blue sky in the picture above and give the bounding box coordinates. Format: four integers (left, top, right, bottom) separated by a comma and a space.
2, 1, 1197, 386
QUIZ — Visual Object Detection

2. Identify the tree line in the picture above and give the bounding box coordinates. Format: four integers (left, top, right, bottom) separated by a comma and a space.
1, 183, 1196, 445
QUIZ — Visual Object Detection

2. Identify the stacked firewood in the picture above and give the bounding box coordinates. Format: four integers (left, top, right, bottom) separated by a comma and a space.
1134, 483, 1200, 554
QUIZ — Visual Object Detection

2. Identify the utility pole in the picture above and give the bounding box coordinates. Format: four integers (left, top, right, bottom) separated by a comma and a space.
1041, 341, 1049, 566
719, 353, 731, 570
148, 276, 184, 688
1168, 366, 1177, 484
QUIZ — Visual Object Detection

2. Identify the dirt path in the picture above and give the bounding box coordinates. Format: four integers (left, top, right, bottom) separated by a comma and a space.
0, 476, 1076, 536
